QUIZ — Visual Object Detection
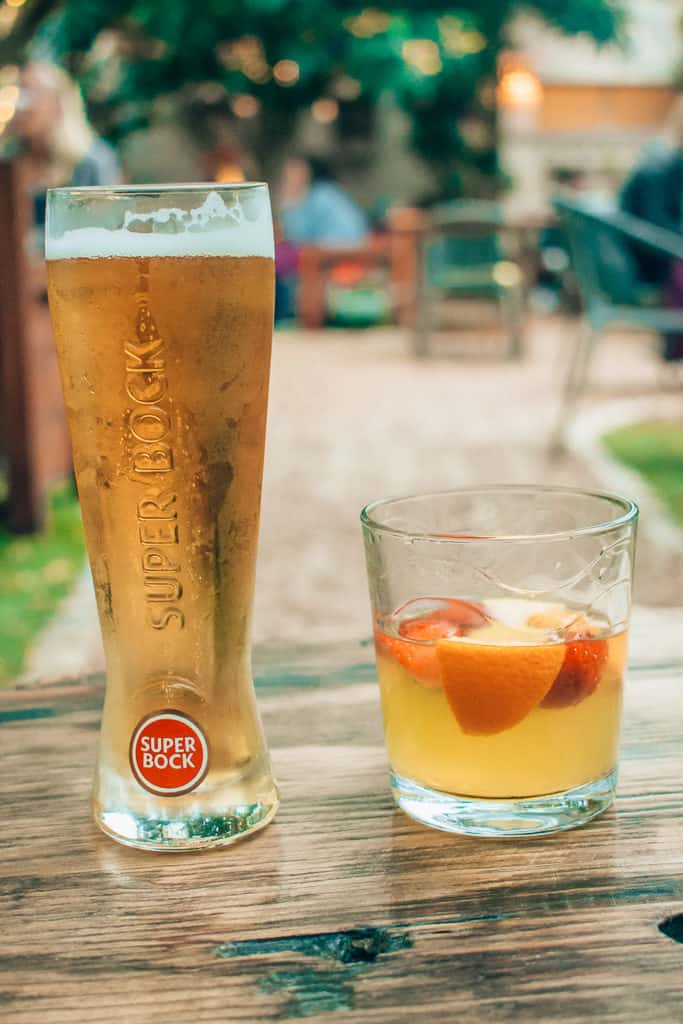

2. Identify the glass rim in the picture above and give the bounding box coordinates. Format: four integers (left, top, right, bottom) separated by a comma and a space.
47, 181, 268, 199
360, 485, 639, 544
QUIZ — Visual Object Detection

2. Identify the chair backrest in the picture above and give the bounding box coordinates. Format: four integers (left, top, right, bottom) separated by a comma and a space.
553, 196, 642, 310
554, 194, 683, 313
425, 201, 502, 283
430, 200, 503, 227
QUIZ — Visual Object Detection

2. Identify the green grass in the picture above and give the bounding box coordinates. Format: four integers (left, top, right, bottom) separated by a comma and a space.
0, 481, 85, 684
603, 420, 683, 525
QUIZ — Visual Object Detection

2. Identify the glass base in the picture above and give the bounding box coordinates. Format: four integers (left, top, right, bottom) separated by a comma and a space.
391, 769, 617, 837
95, 797, 279, 852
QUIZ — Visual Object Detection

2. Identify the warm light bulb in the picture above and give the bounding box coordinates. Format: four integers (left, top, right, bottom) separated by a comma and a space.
334, 75, 361, 101
498, 68, 542, 110
231, 94, 260, 118
273, 59, 300, 86
402, 39, 442, 77
311, 98, 339, 124
345, 9, 391, 39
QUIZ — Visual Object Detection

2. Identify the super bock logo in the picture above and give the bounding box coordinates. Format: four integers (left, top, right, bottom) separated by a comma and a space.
130, 711, 209, 795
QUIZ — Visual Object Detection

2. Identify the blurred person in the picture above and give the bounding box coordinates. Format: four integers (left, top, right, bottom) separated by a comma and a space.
5, 62, 121, 224
275, 155, 368, 320
619, 98, 683, 359
278, 155, 368, 246
619, 142, 682, 285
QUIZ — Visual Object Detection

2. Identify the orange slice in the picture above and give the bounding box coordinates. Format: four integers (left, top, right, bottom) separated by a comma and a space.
436, 634, 565, 736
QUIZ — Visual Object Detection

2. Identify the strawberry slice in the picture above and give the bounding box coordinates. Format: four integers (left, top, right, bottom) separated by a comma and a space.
374, 598, 489, 686
374, 628, 443, 685
541, 633, 608, 709
397, 598, 488, 638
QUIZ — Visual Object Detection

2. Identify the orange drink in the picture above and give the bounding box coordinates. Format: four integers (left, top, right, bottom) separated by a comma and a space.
375, 598, 627, 800
362, 487, 638, 836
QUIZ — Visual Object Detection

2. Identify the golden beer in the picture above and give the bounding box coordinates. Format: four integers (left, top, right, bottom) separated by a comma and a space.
46, 185, 279, 850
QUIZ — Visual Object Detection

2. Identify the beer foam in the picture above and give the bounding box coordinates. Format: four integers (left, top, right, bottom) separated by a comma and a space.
46, 190, 274, 260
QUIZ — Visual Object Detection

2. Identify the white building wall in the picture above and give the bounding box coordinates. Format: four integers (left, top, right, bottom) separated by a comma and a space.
502, 0, 683, 217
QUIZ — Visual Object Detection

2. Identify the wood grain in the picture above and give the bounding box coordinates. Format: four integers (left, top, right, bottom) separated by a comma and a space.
2, 644, 683, 1023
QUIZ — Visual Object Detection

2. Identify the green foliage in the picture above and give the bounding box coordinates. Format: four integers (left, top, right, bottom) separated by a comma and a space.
5, 0, 626, 196
518, 0, 625, 43
603, 420, 683, 524
0, 481, 85, 684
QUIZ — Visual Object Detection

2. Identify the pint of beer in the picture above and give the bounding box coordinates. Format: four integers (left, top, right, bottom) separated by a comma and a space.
46, 184, 279, 850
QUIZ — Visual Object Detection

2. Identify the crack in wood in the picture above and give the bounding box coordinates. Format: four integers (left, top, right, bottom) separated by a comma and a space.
214, 926, 412, 964
658, 914, 683, 943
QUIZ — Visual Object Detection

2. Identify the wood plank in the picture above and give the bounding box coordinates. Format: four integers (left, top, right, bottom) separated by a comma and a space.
1, 654, 683, 1022
0, 159, 72, 532
0, 159, 43, 531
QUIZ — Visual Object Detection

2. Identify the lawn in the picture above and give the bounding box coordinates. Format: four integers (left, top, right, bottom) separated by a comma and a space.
603, 420, 683, 524
0, 482, 85, 684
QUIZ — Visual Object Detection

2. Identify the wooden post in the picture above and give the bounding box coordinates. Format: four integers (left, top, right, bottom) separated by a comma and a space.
0, 160, 72, 532
297, 247, 327, 329
388, 207, 428, 327
0, 160, 44, 531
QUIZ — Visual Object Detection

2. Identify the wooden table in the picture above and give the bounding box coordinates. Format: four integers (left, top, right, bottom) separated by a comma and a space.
3, 640, 683, 1022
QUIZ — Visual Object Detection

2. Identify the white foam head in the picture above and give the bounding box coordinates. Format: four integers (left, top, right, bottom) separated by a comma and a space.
46, 189, 274, 260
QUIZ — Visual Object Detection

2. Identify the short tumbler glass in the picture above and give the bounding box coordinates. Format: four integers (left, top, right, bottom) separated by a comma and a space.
361, 486, 638, 837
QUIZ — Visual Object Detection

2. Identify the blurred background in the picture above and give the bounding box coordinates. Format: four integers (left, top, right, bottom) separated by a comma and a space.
1, 0, 682, 683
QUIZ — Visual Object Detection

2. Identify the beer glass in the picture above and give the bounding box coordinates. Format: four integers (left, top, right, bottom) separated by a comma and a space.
46, 184, 279, 850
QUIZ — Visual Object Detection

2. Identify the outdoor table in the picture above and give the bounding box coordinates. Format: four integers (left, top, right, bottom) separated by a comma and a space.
2, 632, 683, 1022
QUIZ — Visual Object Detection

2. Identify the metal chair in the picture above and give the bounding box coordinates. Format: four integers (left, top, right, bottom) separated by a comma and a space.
414, 200, 526, 359
552, 195, 683, 449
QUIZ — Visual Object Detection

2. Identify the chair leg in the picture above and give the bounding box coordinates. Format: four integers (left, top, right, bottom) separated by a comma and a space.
499, 284, 525, 360
551, 319, 597, 454
414, 289, 431, 358
413, 236, 431, 358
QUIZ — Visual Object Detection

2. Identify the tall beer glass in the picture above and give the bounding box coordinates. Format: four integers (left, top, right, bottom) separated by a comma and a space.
46, 184, 279, 851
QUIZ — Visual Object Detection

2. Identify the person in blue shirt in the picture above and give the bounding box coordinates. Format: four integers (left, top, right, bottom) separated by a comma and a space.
278, 155, 368, 246
274, 155, 369, 321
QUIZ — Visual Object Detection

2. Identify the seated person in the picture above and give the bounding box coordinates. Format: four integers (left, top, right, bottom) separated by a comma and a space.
3, 62, 122, 236
619, 139, 683, 286
278, 154, 368, 246
619, 104, 683, 359
275, 155, 369, 320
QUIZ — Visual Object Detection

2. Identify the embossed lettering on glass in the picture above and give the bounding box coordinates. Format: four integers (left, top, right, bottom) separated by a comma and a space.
46, 184, 279, 850
362, 486, 638, 837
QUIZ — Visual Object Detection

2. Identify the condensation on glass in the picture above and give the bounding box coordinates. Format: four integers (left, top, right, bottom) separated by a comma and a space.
46, 184, 278, 850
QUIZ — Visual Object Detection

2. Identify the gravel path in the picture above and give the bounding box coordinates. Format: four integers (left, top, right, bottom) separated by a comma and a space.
24, 315, 683, 680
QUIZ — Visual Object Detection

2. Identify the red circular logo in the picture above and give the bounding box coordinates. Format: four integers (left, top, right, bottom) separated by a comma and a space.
130, 711, 209, 796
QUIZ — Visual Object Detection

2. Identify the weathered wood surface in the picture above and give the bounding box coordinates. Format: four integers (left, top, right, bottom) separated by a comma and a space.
2, 640, 683, 1023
